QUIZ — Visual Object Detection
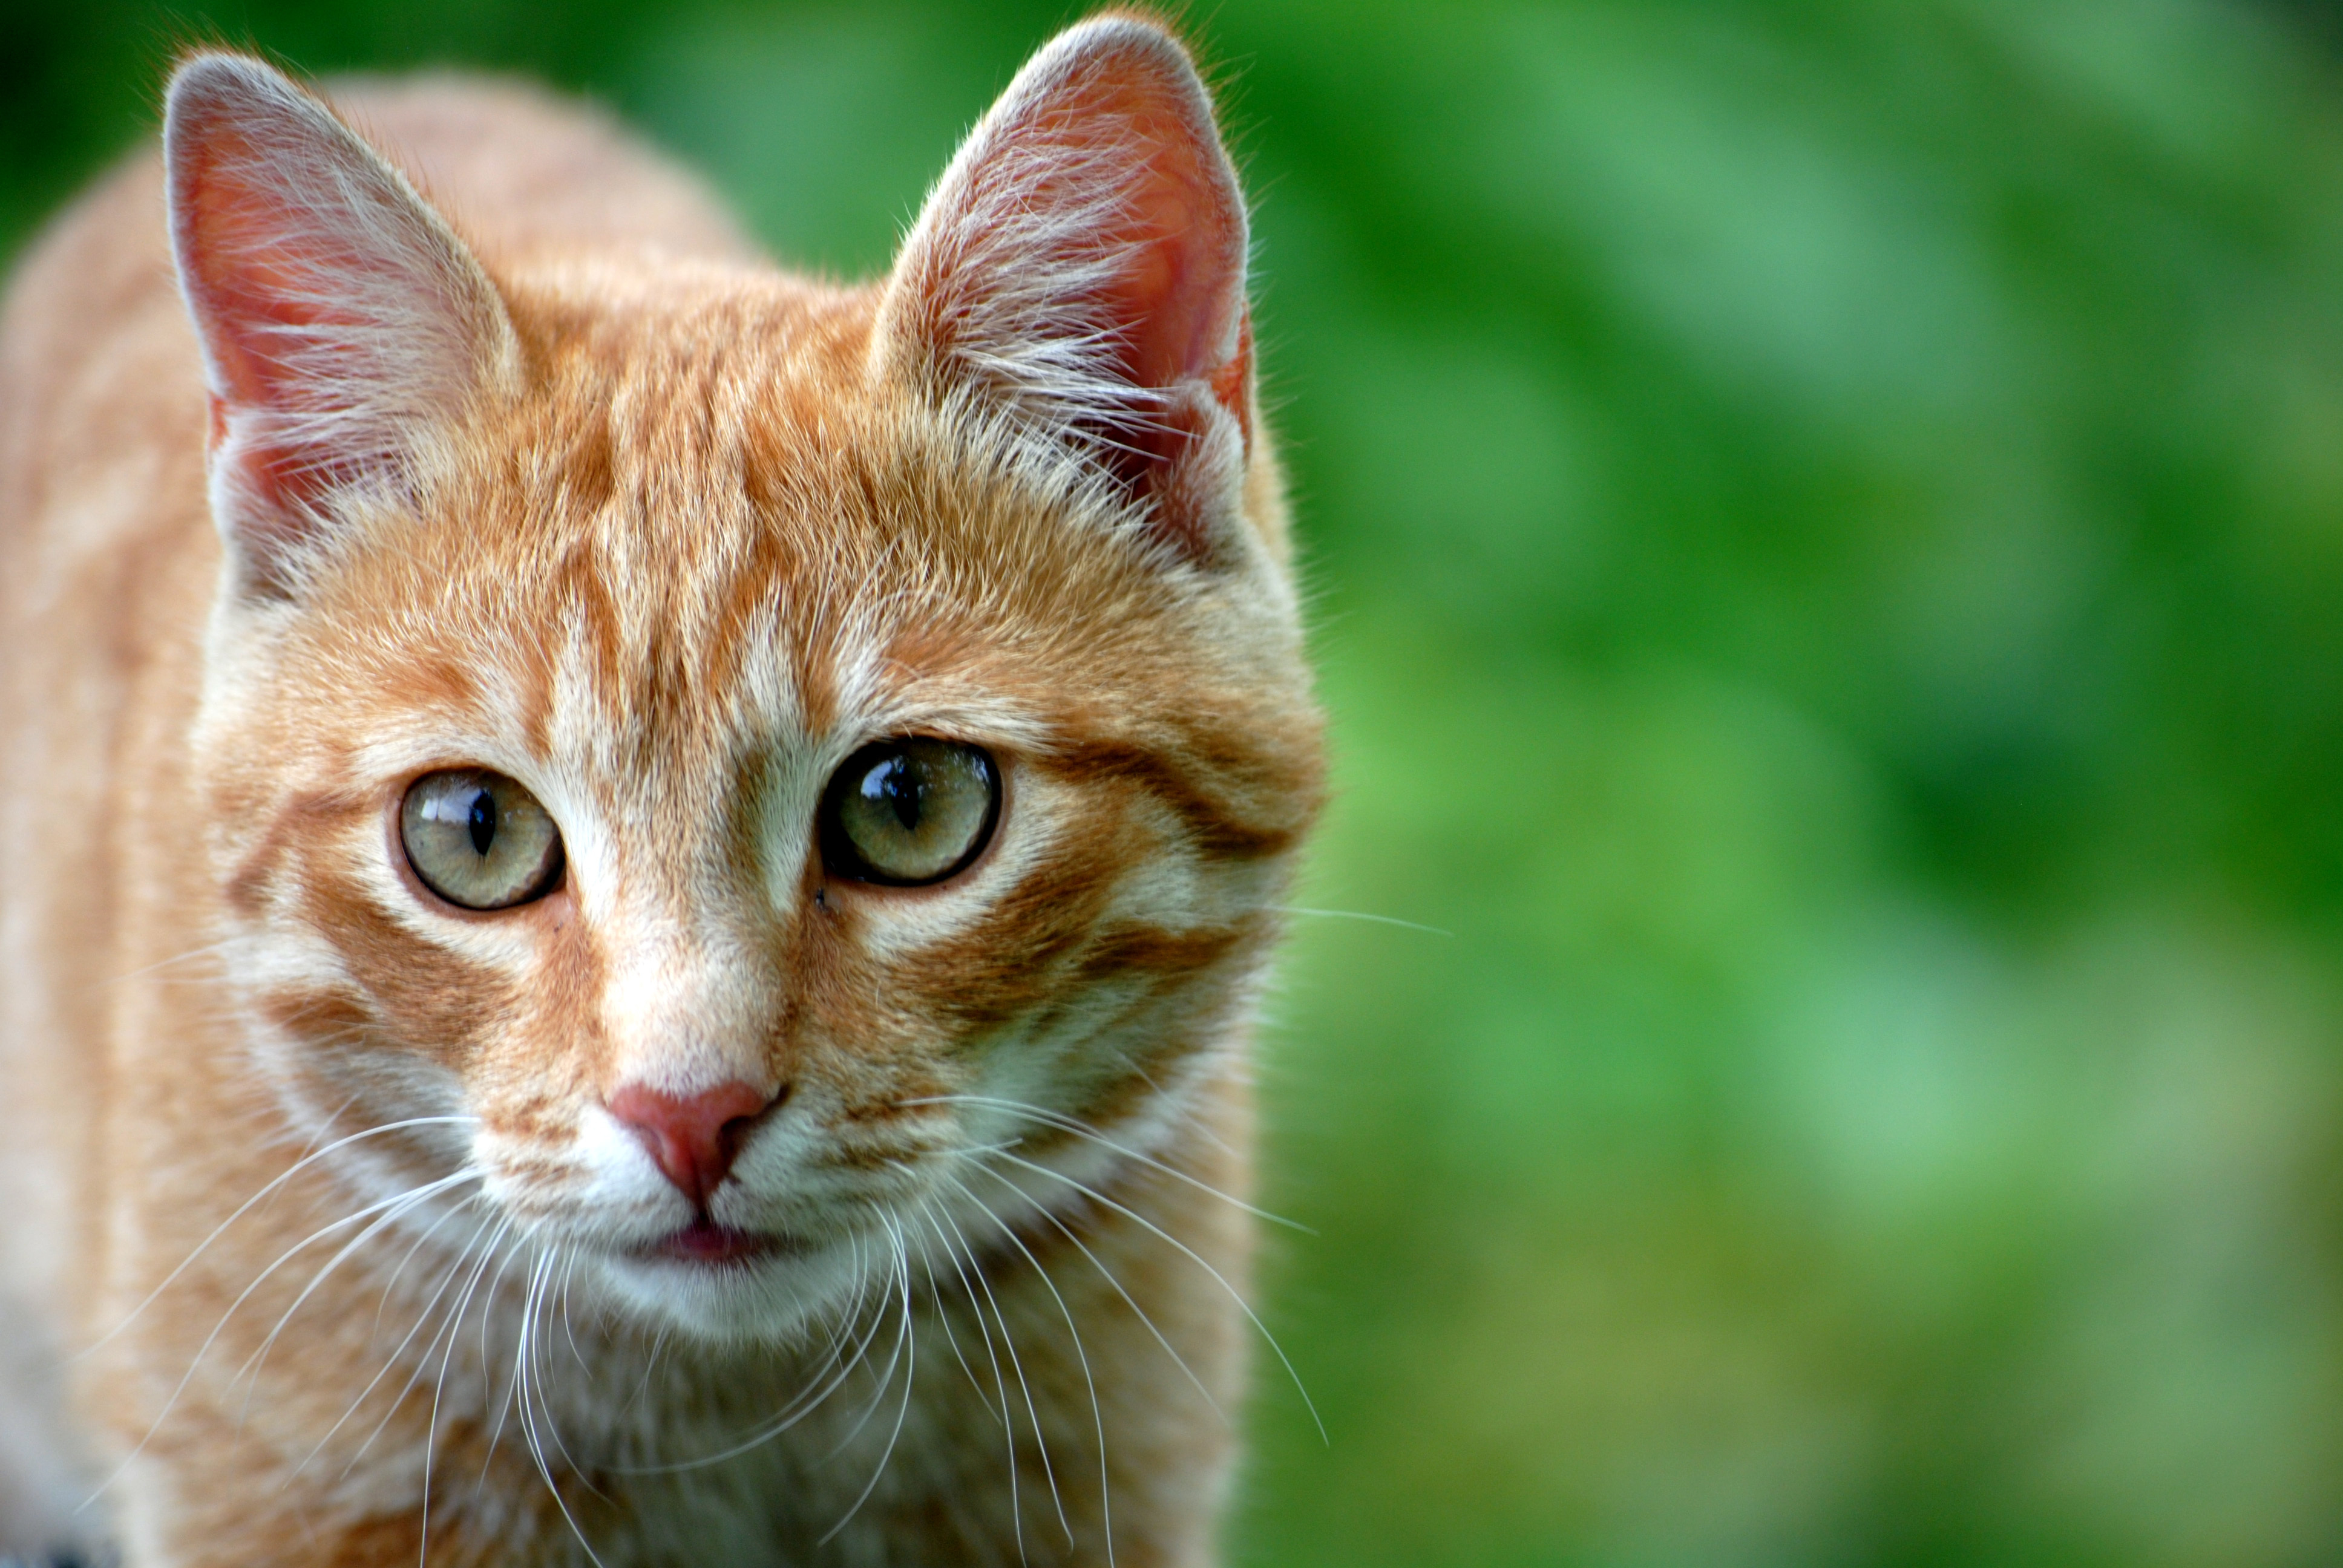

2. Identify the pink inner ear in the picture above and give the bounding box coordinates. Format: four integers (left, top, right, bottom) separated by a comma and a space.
1063, 78, 1245, 395
1014, 36, 1256, 535
180, 138, 355, 418
166, 56, 508, 577
174, 125, 358, 521
881, 19, 1257, 562
1096, 94, 1246, 391
175, 117, 418, 508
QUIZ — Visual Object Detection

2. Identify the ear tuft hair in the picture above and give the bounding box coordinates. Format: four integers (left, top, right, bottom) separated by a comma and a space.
876, 16, 1253, 565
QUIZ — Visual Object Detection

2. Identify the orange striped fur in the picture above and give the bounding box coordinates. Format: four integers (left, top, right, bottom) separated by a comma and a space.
0, 15, 1321, 1566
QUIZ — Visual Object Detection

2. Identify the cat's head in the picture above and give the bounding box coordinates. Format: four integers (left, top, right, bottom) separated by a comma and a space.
164, 18, 1321, 1341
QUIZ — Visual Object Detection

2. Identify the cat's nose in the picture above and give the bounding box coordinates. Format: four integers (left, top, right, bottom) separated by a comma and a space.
606, 1080, 782, 1207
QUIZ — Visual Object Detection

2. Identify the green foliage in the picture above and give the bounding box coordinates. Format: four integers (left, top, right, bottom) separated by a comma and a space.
13, 1, 2343, 1561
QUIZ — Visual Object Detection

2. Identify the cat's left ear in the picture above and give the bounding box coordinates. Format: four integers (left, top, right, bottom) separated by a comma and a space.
165, 53, 519, 598
875, 16, 1253, 566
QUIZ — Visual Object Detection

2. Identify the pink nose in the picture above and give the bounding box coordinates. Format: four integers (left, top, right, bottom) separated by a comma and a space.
606, 1081, 779, 1206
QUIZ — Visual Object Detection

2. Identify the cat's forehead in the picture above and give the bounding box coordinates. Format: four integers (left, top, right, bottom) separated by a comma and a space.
311, 272, 1188, 768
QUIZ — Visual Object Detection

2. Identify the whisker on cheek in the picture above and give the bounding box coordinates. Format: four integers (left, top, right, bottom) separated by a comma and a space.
900, 1091, 1309, 1231
967, 1157, 1228, 1428
424, 1214, 514, 1545
934, 1175, 1072, 1550
943, 1170, 1115, 1565
331, 1203, 499, 1482
906, 1196, 1001, 1425
84, 1162, 486, 1518
80, 1114, 484, 1364
913, 1197, 1024, 1558
237, 1169, 483, 1414
985, 1147, 1325, 1443
817, 1212, 921, 1547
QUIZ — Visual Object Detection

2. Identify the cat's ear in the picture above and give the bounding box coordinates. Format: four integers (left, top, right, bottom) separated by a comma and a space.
875, 16, 1253, 565
165, 52, 519, 597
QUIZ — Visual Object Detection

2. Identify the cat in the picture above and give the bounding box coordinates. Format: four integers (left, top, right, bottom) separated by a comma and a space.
0, 11, 1322, 1565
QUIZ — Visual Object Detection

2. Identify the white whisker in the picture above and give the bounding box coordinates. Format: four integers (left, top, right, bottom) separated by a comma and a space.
473, 1232, 534, 1492
558, 1247, 590, 1375
79, 1114, 482, 1361
916, 1198, 1025, 1564
819, 1214, 921, 1546
240, 1169, 480, 1415
987, 1148, 1325, 1443
516, 1246, 609, 1568
334, 1206, 497, 1480
95, 936, 242, 987
1280, 905, 1452, 937
968, 1156, 1225, 1426
271, 1184, 485, 1474
951, 1171, 1114, 1566
81, 1162, 483, 1514
424, 1215, 512, 1565
908, 1198, 998, 1422
905, 1094, 1310, 1232
822, 1226, 914, 1466
935, 1177, 1070, 1547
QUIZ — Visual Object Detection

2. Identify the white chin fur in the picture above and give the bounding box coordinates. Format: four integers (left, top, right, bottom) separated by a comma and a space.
583, 1233, 877, 1344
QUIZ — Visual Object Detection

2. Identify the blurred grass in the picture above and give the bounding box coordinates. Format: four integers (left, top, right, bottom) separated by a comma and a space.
14, 1, 2343, 1563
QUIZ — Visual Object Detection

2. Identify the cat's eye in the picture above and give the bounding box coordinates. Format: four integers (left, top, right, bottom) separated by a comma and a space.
399, 769, 565, 911
819, 739, 1000, 887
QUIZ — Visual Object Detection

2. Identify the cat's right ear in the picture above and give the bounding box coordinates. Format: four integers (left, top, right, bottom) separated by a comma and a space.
165, 53, 518, 598
874, 17, 1254, 568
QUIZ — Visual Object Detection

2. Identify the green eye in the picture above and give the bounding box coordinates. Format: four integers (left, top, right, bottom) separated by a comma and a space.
819, 739, 1000, 886
399, 769, 564, 910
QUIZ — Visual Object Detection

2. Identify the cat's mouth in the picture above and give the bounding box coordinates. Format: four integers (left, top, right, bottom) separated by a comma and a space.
641, 1219, 788, 1267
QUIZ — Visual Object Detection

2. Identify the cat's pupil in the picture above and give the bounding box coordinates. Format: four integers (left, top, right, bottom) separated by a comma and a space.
865, 757, 923, 832
819, 739, 998, 887
399, 769, 562, 910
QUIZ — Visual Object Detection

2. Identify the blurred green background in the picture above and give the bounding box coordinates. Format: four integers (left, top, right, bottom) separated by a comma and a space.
14, 0, 2343, 1562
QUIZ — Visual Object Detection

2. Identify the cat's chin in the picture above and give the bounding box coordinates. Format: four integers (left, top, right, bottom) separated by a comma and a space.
640, 1218, 795, 1267
585, 1227, 867, 1344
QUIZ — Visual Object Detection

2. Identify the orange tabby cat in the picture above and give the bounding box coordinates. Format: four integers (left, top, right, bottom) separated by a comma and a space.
0, 13, 1321, 1564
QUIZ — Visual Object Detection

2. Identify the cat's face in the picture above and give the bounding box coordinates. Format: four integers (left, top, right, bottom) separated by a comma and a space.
169, 25, 1319, 1341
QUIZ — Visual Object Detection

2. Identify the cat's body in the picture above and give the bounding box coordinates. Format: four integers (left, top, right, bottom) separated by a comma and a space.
0, 19, 1319, 1566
